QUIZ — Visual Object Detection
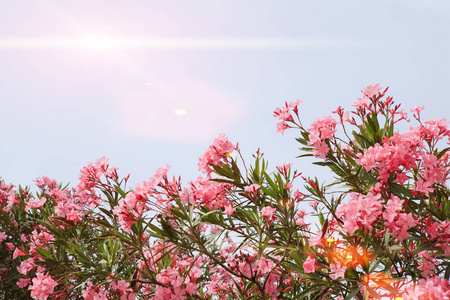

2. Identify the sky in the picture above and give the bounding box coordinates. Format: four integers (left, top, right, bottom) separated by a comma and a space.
1, 0, 450, 190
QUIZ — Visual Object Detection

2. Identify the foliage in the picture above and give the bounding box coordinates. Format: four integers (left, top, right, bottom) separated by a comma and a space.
1, 84, 450, 299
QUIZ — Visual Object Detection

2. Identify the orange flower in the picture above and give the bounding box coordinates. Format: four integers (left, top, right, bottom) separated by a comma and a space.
361, 272, 409, 299
327, 244, 373, 269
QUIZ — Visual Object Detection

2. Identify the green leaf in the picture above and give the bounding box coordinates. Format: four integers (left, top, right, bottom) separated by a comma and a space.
437, 147, 450, 159
114, 184, 128, 198
345, 287, 361, 300
389, 182, 413, 198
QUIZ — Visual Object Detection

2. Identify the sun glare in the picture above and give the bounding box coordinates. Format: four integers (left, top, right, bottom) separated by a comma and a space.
0, 36, 363, 51
174, 108, 187, 116
77, 35, 122, 51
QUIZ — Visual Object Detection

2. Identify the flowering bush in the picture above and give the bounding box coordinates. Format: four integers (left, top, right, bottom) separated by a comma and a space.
2, 84, 450, 299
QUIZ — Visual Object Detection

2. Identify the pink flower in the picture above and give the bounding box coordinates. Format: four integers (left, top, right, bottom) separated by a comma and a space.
260, 206, 277, 222
417, 251, 436, 277
303, 255, 316, 273
83, 282, 108, 300
336, 192, 383, 235
362, 83, 382, 99
276, 121, 288, 135
382, 196, 404, 223
0, 231, 7, 243
17, 278, 31, 288
352, 97, 368, 110
265, 273, 280, 298
13, 247, 27, 259
25, 197, 47, 212
6, 242, 14, 252
308, 232, 323, 247
273, 107, 292, 121
198, 134, 235, 174
276, 162, 293, 175
411, 106, 425, 120
294, 209, 306, 226
223, 203, 235, 215
17, 257, 36, 275
244, 184, 261, 199
415, 179, 434, 195
111, 280, 135, 300
385, 212, 417, 242
312, 140, 330, 159
288, 99, 303, 109
255, 256, 274, 275
94, 156, 109, 170
244, 184, 261, 194
308, 115, 338, 144
329, 263, 346, 280
28, 272, 58, 300
403, 276, 450, 300
186, 176, 231, 210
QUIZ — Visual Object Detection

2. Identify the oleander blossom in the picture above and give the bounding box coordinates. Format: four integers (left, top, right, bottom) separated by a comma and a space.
336, 192, 383, 235
355, 131, 423, 184
329, 263, 346, 280
0, 231, 6, 243
25, 197, 47, 211
82, 281, 108, 300
362, 83, 382, 99
154, 265, 200, 299
307, 115, 338, 159
273, 99, 303, 135
28, 272, 58, 300
181, 176, 233, 211
303, 255, 316, 273
113, 165, 171, 233
111, 280, 136, 300
198, 134, 235, 175
260, 206, 277, 223
403, 276, 450, 299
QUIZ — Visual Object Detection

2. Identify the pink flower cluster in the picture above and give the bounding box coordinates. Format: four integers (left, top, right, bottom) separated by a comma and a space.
423, 219, 450, 255
243, 183, 261, 200
356, 124, 450, 195
308, 115, 338, 159
352, 83, 383, 112
82, 281, 108, 299
153, 257, 205, 299
28, 272, 58, 300
76, 157, 119, 208
113, 165, 171, 233
260, 206, 277, 223
336, 192, 383, 235
356, 132, 424, 184
382, 196, 417, 241
273, 100, 303, 135
403, 276, 450, 300
198, 134, 235, 174
0, 180, 18, 212
303, 253, 316, 273
224, 249, 282, 298
181, 176, 232, 211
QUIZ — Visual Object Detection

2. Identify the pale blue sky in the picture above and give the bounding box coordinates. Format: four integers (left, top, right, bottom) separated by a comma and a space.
1, 0, 450, 189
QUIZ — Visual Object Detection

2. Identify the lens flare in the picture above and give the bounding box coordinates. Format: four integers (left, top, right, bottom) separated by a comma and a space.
77, 35, 122, 51
327, 244, 372, 269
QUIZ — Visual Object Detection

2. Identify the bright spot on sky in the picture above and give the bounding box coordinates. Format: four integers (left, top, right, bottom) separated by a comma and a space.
77, 35, 122, 51
174, 108, 187, 115
118, 79, 244, 142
